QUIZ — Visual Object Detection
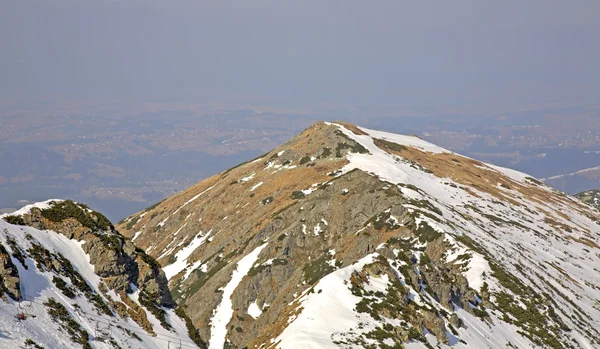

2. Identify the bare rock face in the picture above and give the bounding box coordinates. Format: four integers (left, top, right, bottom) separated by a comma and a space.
19, 202, 174, 308
0, 243, 21, 301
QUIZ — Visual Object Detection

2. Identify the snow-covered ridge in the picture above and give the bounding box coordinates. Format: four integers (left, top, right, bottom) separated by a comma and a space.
313, 122, 600, 348
0, 199, 63, 218
0, 204, 200, 349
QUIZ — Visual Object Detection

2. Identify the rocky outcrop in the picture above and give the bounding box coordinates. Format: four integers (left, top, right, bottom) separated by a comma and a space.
0, 242, 21, 301
17, 202, 174, 308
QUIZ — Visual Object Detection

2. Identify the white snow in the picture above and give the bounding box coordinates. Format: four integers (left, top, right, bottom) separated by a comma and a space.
183, 260, 204, 280
208, 243, 267, 349
356, 125, 448, 154
250, 182, 264, 191
276, 254, 380, 348
463, 252, 490, 291
1, 199, 63, 217
131, 231, 142, 242
247, 301, 262, 319
163, 232, 211, 280
240, 173, 255, 182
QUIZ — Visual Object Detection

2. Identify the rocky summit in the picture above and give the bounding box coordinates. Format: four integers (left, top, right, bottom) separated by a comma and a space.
115, 121, 600, 349
2, 121, 600, 349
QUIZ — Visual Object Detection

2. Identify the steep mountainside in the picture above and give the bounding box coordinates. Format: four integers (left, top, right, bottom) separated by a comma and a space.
1, 200, 202, 349
119, 122, 600, 349
575, 189, 600, 209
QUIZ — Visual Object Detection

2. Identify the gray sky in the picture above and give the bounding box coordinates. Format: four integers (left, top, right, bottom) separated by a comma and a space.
1, 0, 598, 109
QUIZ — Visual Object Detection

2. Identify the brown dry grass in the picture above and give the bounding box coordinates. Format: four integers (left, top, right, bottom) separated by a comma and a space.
333, 121, 368, 135
118, 291, 154, 334
122, 121, 351, 273
566, 235, 600, 249
371, 138, 600, 225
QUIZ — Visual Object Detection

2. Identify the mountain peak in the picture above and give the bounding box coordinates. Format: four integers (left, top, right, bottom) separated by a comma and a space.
116, 122, 600, 349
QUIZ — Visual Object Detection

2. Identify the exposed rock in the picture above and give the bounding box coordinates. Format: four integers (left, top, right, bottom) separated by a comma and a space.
449, 313, 463, 328
16, 202, 174, 307
421, 310, 448, 344
0, 243, 21, 300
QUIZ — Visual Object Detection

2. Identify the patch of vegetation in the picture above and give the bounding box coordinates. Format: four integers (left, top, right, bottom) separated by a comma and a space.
490, 264, 569, 349
125, 216, 139, 230
350, 259, 441, 348
334, 130, 370, 155
319, 147, 332, 158
494, 291, 564, 349
175, 306, 207, 347
3, 215, 25, 225
41, 200, 112, 232
291, 191, 306, 199
299, 156, 312, 165
407, 219, 441, 243
373, 138, 408, 152
139, 290, 172, 330
184, 249, 238, 297
454, 235, 488, 256
143, 199, 165, 212
397, 182, 421, 193
44, 298, 92, 349
481, 212, 529, 231
334, 141, 369, 158
24, 339, 44, 349
6, 236, 27, 269
28, 243, 112, 316
135, 247, 160, 270
52, 276, 76, 299
407, 199, 443, 217
260, 196, 274, 205
525, 177, 544, 186
365, 210, 401, 231
248, 258, 288, 277
97, 233, 125, 251
364, 323, 404, 348
273, 258, 288, 265
303, 254, 336, 285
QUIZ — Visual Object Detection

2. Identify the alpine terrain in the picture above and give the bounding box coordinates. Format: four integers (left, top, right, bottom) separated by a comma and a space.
118, 122, 600, 349
3, 121, 599, 349
0, 200, 202, 348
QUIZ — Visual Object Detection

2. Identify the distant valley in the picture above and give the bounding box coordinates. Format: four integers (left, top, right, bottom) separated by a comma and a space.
2, 101, 599, 221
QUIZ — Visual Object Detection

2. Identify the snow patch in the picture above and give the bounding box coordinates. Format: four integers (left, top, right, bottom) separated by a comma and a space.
208, 243, 268, 349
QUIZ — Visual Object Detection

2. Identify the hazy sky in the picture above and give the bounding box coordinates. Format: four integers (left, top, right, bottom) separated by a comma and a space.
1, 1, 599, 109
